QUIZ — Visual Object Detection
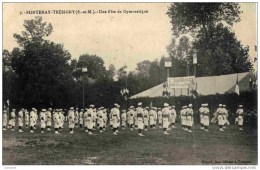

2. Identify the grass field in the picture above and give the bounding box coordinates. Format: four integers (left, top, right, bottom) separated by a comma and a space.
2, 123, 257, 165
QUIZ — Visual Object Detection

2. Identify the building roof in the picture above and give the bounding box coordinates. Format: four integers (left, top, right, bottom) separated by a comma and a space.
130, 72, 255, 99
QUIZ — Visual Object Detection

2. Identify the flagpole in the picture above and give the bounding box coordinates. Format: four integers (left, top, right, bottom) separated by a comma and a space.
193, 51, 197, 104
235, 73, 240, 108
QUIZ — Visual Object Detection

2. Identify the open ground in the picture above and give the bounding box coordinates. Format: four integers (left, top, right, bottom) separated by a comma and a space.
2, 123, 257, 165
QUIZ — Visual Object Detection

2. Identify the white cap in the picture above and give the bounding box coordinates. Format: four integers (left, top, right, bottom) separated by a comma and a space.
219, 104, 222, 107
138, 102, 142, 106
188, 104, 192, 107
205, 103, 208, 106
239, 105, 243, 107
89, 104, 94, 108
164, 103, 169, 107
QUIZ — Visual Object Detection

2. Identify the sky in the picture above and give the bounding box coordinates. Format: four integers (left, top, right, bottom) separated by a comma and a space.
3, 3, 257, 71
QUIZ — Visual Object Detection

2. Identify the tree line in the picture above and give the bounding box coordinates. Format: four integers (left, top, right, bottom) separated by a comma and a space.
3, 3, 254, 110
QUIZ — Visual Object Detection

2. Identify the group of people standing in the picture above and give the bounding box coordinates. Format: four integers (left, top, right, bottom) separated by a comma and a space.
2, 102, 245, 136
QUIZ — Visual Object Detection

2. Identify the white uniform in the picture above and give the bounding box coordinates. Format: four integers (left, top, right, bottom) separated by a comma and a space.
93, 110, 97, 128
149, 110, 155, 127
109, 111, 113, 127
186, 108, 193, 127
97, 110, 104, 129
40, 112, 46, 128
10, 111, 16, 127
83, 110, 88, 130
74, 110, 79, 126
143, 109, 149, 128
35, 112, 38, 122
223, 108, 230, 125
134, 111, 138, 128
33, 111, 37, 127
25, 111, 29, 127
136, 107, 144, 130
3, 112, 8, 128
46, 111, 52, 127
68, 110, 75, 129
236, 108, 244, 126
180, 109, 186, 127
103, 110, 107, 127
111, 108, 120, 129
53, 112, 60, 129
53, 111, 60, 134
85, 108, 94, 130
30, 111, 35, 127
170, 108, 176, 124
79, 111, 84, 126
162, 107, 170, 129
203, 107, 210, 126
127, 110, 130, 126
199, 107, 204, 125
217, 108, 224, 126
157, 110, 162, 125
121, 112, 127, 128
58, 112, 64, 128
222, 108, 227, 126
128, 109, 135, 126
18, 111, 23, 127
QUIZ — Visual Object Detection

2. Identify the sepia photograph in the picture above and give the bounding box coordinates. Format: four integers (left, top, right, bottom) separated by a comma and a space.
2, 2, 258, 167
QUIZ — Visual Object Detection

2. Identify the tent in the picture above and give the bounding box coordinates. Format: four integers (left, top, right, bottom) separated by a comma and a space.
130, 72, 256, 99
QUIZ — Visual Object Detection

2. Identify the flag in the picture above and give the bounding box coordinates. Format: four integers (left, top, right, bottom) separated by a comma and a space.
249, 77, 253, 88
189, 79, 198, 98
235, 74, 240, 95
82, 67, 88, 72
191, 82, 198, 99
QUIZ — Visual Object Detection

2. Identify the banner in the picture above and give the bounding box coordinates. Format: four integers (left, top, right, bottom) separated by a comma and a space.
167, 76, 195, 89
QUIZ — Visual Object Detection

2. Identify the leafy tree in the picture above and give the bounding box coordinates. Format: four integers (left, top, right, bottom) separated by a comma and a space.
167, 35, 193, 77
167, 3, 252, 77
14, 16, 53, 46
136, 60, 152, 77
3, 50, 14, 108
11, 41, 75, 108
107, 64, 116, 80
194, 23, 253, 76
9, 16, 78, 108
117, 65, 127, 80
77, 54, 107, 81
167, 3, 241, 38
